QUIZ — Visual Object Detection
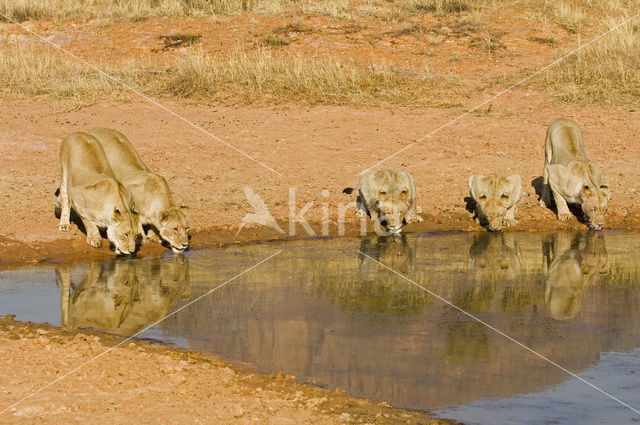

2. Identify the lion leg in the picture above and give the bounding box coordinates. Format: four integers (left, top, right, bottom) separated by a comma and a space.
546, 165, 573, 221
138, 220, 147, 244
550, 188, 571, 221
405, 202, 424, 223
81, 218, 103, 248
354, 194, 368, 218
368, 208, 379, 222
58, 168, 71, 232
503, 204, 518, 227
540, 165, 551, 208
146, 228, 162, 243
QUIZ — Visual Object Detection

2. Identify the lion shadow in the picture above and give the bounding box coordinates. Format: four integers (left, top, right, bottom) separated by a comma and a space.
530, 177, 588, 226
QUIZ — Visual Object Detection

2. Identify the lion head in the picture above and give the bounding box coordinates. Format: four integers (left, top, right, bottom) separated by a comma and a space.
377, 187, 411, 234
158, 206, 190, 253
106, 207, 140, 256
580, 183, 610, 230
468, 174, 522, 231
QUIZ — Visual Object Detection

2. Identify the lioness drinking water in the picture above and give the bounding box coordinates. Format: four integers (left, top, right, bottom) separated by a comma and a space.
88, 127, 190, 252
57, 132, 140, 255
468, 174, 525, 231
540, 118, 610, 230
343, 170, 422, 234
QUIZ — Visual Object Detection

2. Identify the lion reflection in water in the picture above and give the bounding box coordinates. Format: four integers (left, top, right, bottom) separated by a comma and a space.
468, 233, 522, 282
316, 234, 425, 316
358, 233, 415, 280
543, 232, 609, 321
56, 255, 190, 335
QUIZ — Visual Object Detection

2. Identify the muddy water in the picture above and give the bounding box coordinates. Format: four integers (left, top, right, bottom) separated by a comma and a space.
2, 232, 640, 424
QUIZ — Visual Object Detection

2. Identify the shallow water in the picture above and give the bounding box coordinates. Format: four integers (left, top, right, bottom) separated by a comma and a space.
2, 231, 640, 423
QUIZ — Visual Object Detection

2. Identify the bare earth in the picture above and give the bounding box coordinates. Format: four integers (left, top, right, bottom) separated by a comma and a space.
0, 316, 450, 424
1, 8, 639, 424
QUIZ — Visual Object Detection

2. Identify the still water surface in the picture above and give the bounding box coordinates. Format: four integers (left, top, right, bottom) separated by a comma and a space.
1, 232, 640, 424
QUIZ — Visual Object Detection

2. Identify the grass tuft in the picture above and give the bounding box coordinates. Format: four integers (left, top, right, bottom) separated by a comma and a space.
400, 0, 470, 14
388, 24, 427, 37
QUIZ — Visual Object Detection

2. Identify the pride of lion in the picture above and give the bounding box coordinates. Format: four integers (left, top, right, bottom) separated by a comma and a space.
57, 117, 608, 255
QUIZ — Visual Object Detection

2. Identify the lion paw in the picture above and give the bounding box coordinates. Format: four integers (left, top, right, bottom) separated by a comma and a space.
406, 215, 424, 223
558, 212, 572, 221
58, 223, 71, 232
86, 235, 102, 248
146, 231, 161, 243
502, 218, 517, 227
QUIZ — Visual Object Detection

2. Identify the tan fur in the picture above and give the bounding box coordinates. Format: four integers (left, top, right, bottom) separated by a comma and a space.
540, 118, 610, 229
468, 174, 524, 231
468, 233, 521, 281
345, 170, 422, 234
56, 255, 189, 335
542, 233, 609, 321
88, 127, 190, 252
57, 132, 140, 255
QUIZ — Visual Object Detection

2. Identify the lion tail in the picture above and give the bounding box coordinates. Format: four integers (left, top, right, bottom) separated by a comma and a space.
343, 187, 357, 195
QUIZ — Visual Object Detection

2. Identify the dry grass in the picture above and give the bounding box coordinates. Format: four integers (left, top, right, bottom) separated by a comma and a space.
552, 20, 640, 104
0, 45, 460, 106
0, 0, 288, 21
397, 0, 471, 14
162, 49, 460, 105
299, 0, 352, 18
0, 0, 478, 22
470, 30, 506, 52
547, 0, 587, 33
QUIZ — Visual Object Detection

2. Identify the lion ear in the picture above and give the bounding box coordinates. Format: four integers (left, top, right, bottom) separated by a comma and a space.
112, 207, 122, 222
506, 174, 521, 187
468, 175, 479, 198
600, 184, 611, 200
160, 210, 170, 223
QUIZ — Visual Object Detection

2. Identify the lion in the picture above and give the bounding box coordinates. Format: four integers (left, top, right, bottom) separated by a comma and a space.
343, 170, 423, 234
540, 118, 610, 230
468, 174, 525, 231
542, 232, 609, 321
57, 132, 140, 255
88, 127, 190, 253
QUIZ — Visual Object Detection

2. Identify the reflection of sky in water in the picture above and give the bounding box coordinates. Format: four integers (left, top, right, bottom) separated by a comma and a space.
0, 269, 59, 325
437, 348, 640, 425
1, 232, 640, 422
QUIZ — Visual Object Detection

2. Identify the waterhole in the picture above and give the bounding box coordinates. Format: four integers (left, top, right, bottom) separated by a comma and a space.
1, 231, 639, 424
